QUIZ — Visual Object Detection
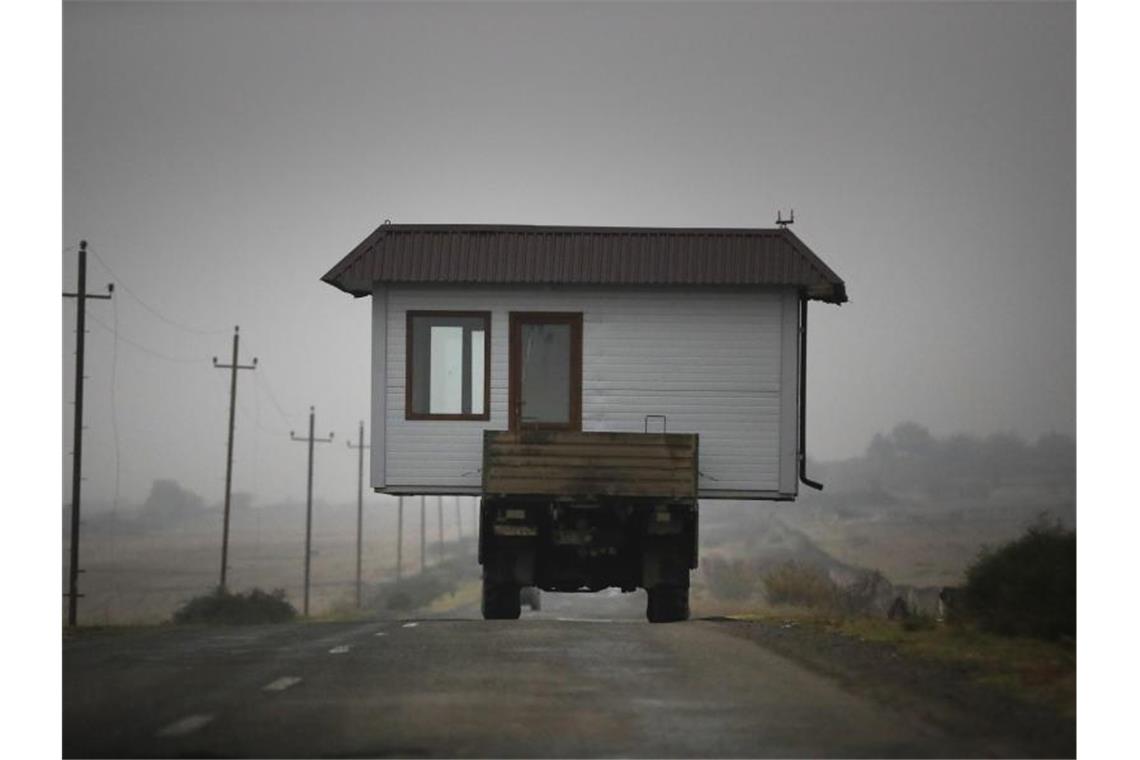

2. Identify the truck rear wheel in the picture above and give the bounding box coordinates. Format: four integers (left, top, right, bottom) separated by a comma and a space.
482, 577, 521, 620
646, 586, 689, 623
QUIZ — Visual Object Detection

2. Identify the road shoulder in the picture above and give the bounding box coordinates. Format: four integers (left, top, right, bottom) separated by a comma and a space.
707, 617, 1075, 758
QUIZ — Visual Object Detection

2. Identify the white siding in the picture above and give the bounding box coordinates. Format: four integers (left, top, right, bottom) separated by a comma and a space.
369, 287, 387, 487
779, 289, 801, 496
375, 285, 800, 499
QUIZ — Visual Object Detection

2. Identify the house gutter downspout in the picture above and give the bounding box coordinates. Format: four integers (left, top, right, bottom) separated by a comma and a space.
799, 294, 824, 491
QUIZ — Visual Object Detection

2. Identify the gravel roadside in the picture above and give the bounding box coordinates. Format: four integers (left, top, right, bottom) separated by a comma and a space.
709, 617, 1076, 758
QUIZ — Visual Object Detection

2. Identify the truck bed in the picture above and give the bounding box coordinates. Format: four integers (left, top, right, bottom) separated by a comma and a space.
482, 430, 698, 500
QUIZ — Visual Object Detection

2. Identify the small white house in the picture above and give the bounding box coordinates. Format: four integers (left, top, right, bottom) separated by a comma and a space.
322, 223, 846, 500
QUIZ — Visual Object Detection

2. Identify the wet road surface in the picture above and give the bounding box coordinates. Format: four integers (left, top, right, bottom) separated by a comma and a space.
64, 592, 969, 758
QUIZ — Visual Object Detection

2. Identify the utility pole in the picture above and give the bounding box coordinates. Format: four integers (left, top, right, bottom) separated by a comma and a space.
419, 495, 426, 573
396, 496, 404, 581
62, 240, 113, 627
437, 495, 444, 561
212, 327, 257, 591
291, 407, 333, 616
347, 421, 369, 609
454, 495, 463, 541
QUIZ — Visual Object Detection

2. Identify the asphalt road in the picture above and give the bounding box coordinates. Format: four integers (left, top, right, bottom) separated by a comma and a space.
64, 592, 973, 758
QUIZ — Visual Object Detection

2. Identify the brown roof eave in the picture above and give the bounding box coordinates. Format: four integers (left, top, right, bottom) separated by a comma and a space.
320, 223, 848, 303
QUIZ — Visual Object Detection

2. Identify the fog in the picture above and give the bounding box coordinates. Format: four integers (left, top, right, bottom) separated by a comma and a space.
63, 0, 1074, 513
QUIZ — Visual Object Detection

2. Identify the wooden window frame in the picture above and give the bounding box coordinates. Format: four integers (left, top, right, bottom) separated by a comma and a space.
508, 312, 583, 432
405, 310, 492, 421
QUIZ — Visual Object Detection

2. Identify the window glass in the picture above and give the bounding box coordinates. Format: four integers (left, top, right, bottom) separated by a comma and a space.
429, 326, 463, 413
519, 323, 570, 424
470, 330, 485, 415
409, 314, 489, 418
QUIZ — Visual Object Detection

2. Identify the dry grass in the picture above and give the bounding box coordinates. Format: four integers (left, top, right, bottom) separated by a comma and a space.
780, 499, 1073, 588
723, 607, 1075, 720
424, 580, 482, 614
68, 508, 471, 624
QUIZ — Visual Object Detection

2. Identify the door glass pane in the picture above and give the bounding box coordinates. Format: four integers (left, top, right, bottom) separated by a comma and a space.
470, 330, 485, 415
429, 326, 463, 414
520, 323, 570, 425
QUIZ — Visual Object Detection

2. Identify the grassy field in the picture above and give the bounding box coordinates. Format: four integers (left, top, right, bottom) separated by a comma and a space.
65, 502, 475, 624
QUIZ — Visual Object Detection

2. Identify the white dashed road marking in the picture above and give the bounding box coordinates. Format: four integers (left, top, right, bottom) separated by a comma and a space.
156, 714, 214, 738
402, 622, 418, 628
329, 645, 351, 654
374, 632, 387, 637
262, 676, 302, 692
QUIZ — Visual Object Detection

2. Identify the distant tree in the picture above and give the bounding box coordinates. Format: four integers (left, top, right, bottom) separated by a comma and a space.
941, 433, 977, 469
891, 422, 934, 459
831, 424, 1072, 503
1033, 433, 1076, 480
141, 479, 204, 524
866, 432, 895, 461
982, 432, 1030, 487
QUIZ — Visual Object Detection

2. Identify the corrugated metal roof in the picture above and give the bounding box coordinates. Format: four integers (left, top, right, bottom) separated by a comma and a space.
321, 224, 847, 304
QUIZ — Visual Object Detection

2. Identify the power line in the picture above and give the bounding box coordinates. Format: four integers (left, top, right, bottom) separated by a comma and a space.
234, 392, 290, 437
256, 368, 297, 424
86, 244, 230, 336
227, 372, 289, 436
86, 313, 213, 364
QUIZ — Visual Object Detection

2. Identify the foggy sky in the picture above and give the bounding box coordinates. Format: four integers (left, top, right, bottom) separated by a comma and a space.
62, 0, 1075, 509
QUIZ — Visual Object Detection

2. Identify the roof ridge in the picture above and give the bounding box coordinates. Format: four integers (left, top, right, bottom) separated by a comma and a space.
377, 223, 789, 235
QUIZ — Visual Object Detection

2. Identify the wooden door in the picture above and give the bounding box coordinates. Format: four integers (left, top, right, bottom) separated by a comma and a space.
508, 312, 582, 431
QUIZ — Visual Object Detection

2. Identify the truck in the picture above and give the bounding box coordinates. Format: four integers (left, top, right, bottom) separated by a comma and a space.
480, 429, 698, 621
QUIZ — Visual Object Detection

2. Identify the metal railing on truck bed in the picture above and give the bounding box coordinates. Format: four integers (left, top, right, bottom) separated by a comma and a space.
482, 430, 699, 500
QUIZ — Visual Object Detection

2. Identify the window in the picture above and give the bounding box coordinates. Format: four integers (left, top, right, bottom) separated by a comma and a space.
406, 311, 490, 420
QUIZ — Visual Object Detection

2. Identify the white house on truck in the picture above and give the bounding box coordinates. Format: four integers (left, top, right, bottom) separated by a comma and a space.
321, 223, 846, 502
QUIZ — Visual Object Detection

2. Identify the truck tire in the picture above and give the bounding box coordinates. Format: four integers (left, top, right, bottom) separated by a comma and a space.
646, 586, 689, 623
482, 577, 521, 620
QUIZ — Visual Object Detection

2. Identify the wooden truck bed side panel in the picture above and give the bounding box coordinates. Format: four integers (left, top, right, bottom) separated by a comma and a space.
483, 430, 698, 500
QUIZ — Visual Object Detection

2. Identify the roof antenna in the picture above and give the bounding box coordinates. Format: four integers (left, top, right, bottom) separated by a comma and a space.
776, 209, 795, 229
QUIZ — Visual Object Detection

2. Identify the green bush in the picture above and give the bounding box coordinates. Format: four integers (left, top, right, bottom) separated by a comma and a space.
762, 561, 837, 609
172, 587, 297, 625
369, 563, 462, 612
378, 575, 451, 611
963, 521, 1076, 639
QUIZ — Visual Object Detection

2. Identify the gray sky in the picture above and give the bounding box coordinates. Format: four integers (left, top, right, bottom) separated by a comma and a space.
62, 0, 1075, 509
